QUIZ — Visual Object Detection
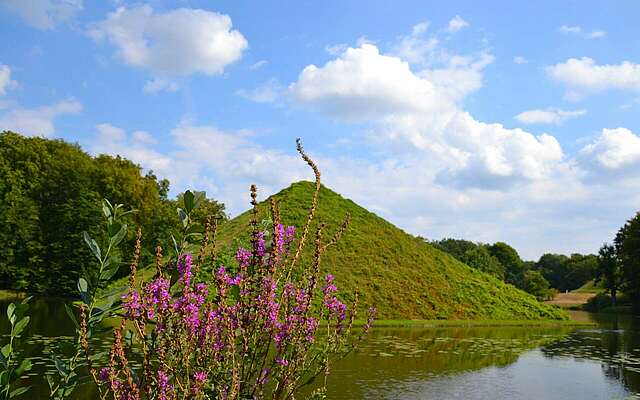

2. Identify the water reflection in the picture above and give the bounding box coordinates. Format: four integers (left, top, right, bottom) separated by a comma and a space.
4, 299, 640, 399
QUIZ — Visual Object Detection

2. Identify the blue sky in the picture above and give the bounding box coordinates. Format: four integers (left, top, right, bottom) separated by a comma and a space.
2, 0, 640, 259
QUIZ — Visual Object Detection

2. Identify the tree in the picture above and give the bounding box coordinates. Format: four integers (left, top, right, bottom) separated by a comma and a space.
431, 238, 478, 260
461, 245, 505, 279
0, 132, 226, 296
536, 253, 569, 290
523, 270, 551, 300
614, 213, 640, 308
488, 242, 525, 288
597, 243, 620, 305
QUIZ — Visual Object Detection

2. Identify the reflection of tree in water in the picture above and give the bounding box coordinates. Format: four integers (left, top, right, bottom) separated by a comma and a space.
314, 326, 574, 399
540, 313, 640, 394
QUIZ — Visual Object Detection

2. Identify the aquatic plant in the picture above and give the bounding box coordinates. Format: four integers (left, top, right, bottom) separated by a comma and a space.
0, 297, 32, 399
74, 139, 374, 399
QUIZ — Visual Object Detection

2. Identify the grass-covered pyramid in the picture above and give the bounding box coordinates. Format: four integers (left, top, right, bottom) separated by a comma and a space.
215, 181, 566, 321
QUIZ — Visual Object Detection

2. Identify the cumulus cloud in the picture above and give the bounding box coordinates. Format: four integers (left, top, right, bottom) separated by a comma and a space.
290, 43, 563, 189
0, 99, 82, 136
0, 65, 16, 95
1, 0, 83, 29
447, 15, 470, 33
547, 57, 640, 98
514, 108, 586, 125
580, 127, 640, 172
559, 25, 605, 39
90, 6, 248, 76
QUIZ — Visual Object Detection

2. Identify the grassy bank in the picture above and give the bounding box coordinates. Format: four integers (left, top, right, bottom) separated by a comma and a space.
355, 319, 595, 328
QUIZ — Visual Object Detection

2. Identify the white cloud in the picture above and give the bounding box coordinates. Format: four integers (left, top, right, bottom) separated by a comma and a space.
236, 78, 281, 103
143, 77, 179, 94
249, 60, 268, 70
290, 43, 561, 189
547, 57, 640, 98
580, 127, 640, 171
559, 25, 606, 39
90, 5, 248, 76
1, 0, 83, 29
0, 99, 82, 136
0, 65, 16, 95
447, 15, 470, 33
325, 43, 349, 56
92, 123, 172, 173
514, 108, 586, 125
392, 21, 439, 66
513, 56, 527, 64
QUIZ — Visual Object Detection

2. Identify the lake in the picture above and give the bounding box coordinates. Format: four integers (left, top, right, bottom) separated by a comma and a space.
3, 298, 640, 399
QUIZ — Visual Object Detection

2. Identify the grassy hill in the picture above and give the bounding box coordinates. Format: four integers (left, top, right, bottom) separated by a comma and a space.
214, 181, 566, 321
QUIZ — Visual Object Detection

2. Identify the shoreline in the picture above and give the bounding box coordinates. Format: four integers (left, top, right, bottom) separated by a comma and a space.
355, 319, 595, 328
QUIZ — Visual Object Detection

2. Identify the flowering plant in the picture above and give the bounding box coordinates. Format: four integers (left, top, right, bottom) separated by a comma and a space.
78, 140, 375, 399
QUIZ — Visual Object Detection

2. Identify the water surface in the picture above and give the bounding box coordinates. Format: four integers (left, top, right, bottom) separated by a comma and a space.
3, 298, 640, 399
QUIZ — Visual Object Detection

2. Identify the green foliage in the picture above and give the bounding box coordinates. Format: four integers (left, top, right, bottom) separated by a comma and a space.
595, 243, 621, 305
614, 212, 640, 309
487, 242, 525, 289
431, 240, 505, 280
523, 270, 551, 301
461, 246, 505, 280
0, 297, 32, 399
214, 181, 566, 321
0, 132, 226, 296
48, 201, 131, 399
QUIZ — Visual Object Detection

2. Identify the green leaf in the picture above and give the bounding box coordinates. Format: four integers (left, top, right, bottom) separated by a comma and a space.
171, 234, 179, 254
77, 278, 90, 304
64, 304, 78, 329
193, 190, 205, 210
185, 223, 203, 235
183, 190, 195, 213
99, 264, 120, 281
177, 208, 188, 228
7, 303, 16, 324
102, 202, 112, 219
13, 316, 29, 336
0, 350, 6, 369
16, 359, 32, 375
107, 221, 122, 237
52, 355, 68, 376
9, 386, 29, 398
1, 344, 11, 358
82, 231, 101, 261
109, 223, 127, 247
46, 375, 55, 390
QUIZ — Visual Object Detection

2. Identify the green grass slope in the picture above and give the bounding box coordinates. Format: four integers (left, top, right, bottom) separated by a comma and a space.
215, 181, 566, 321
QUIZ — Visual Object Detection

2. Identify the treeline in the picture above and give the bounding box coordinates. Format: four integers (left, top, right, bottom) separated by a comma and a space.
594, 211, 640, 310
0, 131, 225, 296
431, 238, 597, 299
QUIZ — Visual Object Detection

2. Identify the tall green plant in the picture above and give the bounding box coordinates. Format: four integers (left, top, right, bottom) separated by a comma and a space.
0, 297, 32, 399
47, 200, 134, 399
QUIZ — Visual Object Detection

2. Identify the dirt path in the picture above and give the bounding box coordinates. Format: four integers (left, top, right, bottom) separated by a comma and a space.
544, 292, 597, 308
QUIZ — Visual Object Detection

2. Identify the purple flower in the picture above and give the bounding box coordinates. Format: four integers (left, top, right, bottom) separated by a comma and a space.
193, 371, 206, 384
122, 290, 141, 319
98, 367, 110, 382
178, 253, 193, 286
275, 358, 289, 367
235, 247, 251, 267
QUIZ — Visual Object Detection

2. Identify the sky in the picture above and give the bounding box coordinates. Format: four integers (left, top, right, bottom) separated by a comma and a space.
1, 1, 640, 259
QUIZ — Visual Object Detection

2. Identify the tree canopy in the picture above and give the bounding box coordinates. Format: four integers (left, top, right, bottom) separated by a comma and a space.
0, 131, 225, 296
